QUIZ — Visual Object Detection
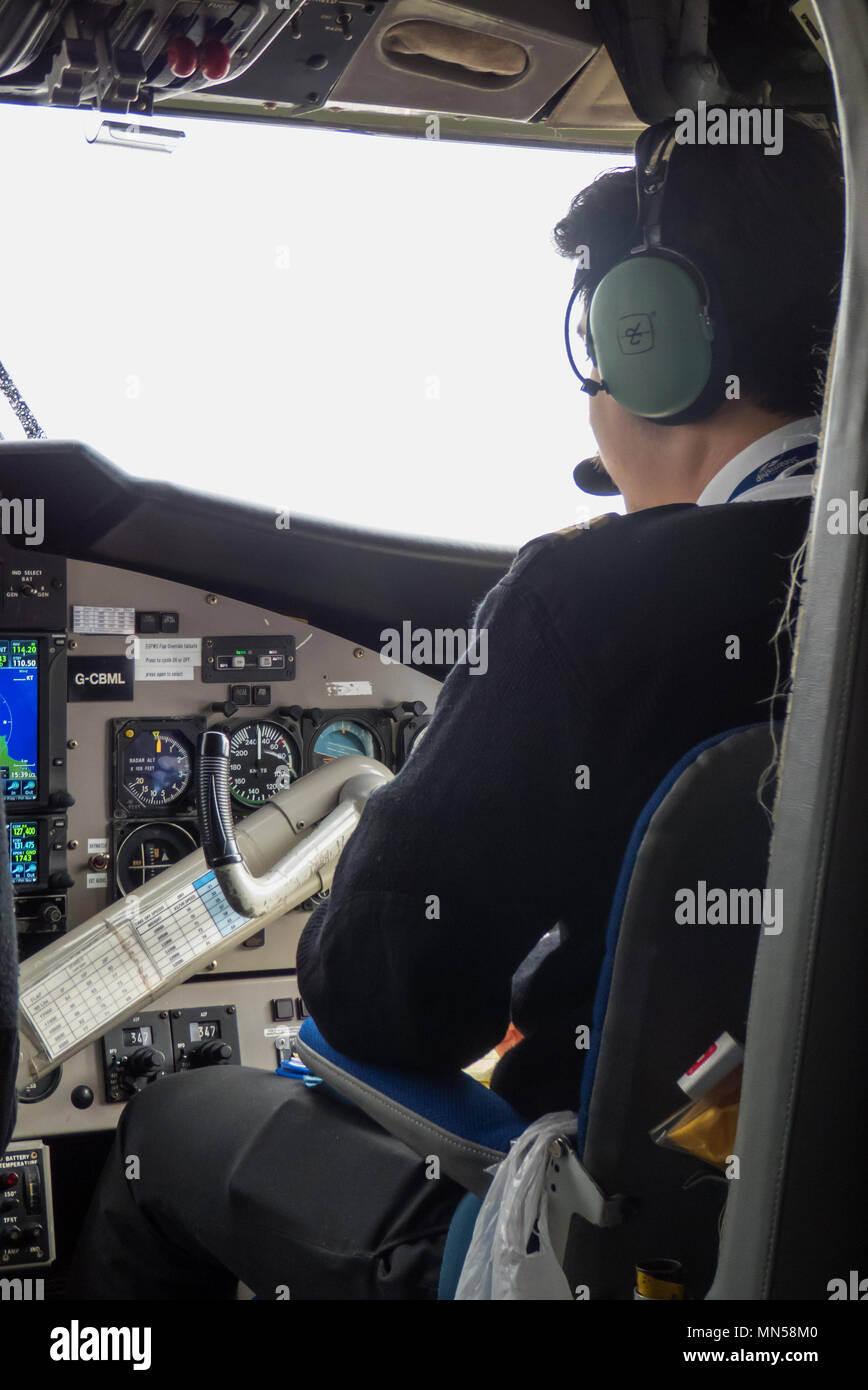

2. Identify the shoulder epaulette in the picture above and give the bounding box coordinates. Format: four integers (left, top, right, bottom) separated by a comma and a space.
514, 512, 617, 564
553, 512, 618, 539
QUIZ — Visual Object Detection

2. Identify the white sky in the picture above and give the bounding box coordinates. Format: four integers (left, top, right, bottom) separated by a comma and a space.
0, 104, 628, 546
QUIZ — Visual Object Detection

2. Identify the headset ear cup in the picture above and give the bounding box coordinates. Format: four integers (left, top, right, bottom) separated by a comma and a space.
663, 266, 731, 425
588, 253, 729, 424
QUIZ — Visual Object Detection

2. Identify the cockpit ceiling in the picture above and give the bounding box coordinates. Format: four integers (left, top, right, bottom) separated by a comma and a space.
0, 1, 836, 152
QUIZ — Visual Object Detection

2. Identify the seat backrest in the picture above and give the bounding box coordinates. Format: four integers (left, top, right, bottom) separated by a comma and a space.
0, 792, 19, 1155
566, 724, 780, 1300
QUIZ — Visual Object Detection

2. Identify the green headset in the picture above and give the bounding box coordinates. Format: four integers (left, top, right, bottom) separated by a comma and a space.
564, 117, 730, 427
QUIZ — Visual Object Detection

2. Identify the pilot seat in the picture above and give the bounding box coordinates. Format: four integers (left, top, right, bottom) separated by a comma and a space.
295, 722, 778, 1299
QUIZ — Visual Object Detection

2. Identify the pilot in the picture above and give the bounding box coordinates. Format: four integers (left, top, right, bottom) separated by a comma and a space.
68, 114, 844, 1300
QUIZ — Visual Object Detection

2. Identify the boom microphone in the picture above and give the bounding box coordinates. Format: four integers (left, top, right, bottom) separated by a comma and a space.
573, 454, 621, 496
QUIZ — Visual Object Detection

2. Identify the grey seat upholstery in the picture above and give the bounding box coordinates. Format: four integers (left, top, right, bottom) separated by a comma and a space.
565, 724, 780, 1299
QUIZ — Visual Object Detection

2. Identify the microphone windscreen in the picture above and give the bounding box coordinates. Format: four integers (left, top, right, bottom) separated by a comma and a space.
573, 455, 621, 496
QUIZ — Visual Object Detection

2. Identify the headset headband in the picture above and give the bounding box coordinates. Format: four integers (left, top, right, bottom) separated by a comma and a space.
633, 122, 679, 251
568, 120, 684, 299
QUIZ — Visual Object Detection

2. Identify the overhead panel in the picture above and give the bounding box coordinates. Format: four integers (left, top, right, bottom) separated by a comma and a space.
328, 0, 599, 121
546, 46, 640, 132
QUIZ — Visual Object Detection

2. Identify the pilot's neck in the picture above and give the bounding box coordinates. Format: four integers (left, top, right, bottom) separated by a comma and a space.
619, 405, 808, 513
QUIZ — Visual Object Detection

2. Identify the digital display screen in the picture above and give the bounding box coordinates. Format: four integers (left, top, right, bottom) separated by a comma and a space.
122, 1026, 153, 1048
188, 1021, 221, 1042
7, 821, 39, 885
0, 639, 39, 802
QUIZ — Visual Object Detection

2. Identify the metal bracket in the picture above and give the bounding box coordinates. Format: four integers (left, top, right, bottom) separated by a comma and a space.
545, 1136, 630, 1264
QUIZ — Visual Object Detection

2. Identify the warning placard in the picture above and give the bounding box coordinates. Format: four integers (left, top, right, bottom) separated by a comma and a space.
134, 637, 201, 682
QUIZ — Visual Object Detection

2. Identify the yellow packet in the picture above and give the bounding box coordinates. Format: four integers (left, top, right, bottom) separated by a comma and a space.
651, 1033, 743, 1171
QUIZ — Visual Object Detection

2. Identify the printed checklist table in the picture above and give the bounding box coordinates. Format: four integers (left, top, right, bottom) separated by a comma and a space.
20, 924, 160, 1061
21, 874, 251, 1063
135, 872, 250, 976
192, 872, 249, 937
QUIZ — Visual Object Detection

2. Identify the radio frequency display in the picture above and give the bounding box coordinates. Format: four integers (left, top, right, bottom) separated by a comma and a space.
0, 639, 39, 802
8, 820, 38, 884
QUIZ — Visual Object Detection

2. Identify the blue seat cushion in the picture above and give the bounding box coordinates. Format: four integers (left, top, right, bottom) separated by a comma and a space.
297, 1018, 527, 1154
438, 1193, 483, 1300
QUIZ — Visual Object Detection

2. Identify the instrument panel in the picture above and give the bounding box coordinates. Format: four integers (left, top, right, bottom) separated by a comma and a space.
65, 562, 434, 961
2, 541, 437, 1143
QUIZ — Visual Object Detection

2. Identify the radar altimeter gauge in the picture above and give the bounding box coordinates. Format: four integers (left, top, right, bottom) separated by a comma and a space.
113, 718, 204, 815
117, 726, 194, 809
226, 719, 301, 807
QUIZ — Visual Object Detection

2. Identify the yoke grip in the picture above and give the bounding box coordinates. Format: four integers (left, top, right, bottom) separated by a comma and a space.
197, 730, 242, 867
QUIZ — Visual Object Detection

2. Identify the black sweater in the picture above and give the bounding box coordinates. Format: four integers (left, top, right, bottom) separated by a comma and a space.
297, 499, 811, 1119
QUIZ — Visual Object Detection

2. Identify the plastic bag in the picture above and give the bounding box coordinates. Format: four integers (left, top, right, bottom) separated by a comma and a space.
455, 1111, 576, 1300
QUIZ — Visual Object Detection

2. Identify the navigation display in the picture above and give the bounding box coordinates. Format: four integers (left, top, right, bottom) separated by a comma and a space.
0, 638, 39, 802
8, 820, 39, 885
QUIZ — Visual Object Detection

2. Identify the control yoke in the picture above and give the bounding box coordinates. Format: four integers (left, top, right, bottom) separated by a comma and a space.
196, 731, 390, 920
16, 740, 392, 1088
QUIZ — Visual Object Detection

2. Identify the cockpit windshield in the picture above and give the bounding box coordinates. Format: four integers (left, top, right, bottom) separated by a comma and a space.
0, 105, 624, 544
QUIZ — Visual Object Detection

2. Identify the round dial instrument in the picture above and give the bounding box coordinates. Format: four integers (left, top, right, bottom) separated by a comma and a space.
301, 888, 330, 911
119, 729, 193, 809
310, 718, 383, 768
17, 1066, 62, 1104
227, 720, 300, 807
407, 724, 429, 757
116, 822, 197, 895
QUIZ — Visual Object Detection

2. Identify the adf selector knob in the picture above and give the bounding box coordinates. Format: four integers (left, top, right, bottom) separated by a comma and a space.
127, 1047, 166, 1077
194, 1041, 233, 1067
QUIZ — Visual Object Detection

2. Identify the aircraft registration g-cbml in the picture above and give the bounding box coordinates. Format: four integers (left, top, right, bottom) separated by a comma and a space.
0, 0, 865, 1359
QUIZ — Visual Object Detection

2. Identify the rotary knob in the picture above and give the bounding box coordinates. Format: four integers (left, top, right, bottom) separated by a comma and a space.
193, 1041, 233, 1067
126, 1047, 166, 1077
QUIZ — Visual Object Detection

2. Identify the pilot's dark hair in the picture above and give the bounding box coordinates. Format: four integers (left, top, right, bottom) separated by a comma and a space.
553, 116, 845, 417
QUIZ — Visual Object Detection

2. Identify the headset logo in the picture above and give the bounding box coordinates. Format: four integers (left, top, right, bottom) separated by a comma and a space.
618, 314, 654, 354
